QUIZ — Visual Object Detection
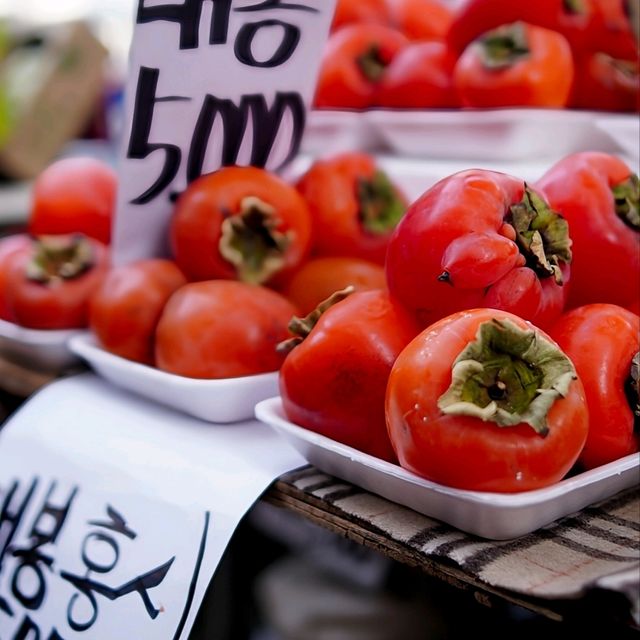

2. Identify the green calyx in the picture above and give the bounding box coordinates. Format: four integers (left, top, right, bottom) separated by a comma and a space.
276, 286, 354, 355
357, 171, 406, 235
26, 235, 94, 284
608, 56, 639, 81
356, 45, 387, 82
507, 185, 572, 285
562, 0, 587, 16
437, 318, 577, 436
479, 22, 530, 70
612, 174, 640, 231
219, 196, 292, 285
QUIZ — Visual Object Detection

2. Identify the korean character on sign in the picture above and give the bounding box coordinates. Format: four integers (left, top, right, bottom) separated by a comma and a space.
60, 504, 175, 632
5, 481, 77, 613
0, 478, 38, 617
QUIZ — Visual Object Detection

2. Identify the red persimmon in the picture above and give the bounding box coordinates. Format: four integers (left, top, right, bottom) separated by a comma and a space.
549, 304, 639, 470
453, 22, 575, 108
588, 0, 639, 61
89, 259, 187, 364
29, 157, 117, 245
386, 309, 589, 492
389, 0, 454, 41
535, 152, 639, 309
570, 53, 639, 112
5, 235, 109, 329
315, 24, 408, 109
155, 280, 297, 379
385, 169, 572, 330
377, 41, 459, 109
331, 0, 390, 32
446, 0, 593, 54
296, 152, 407, 265
283, 256, 386, 316
0, 234, 32, 321
279, 289, 420, 462
170, 166, 312, 287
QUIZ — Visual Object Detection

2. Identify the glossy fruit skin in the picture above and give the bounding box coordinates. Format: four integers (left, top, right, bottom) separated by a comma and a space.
155, 280, 297, 379
295, 152, 407, 265
5, 237, 109, 330
535, 152, 639, 309
446, 0, 593, 54
549, 304, 640, 470
0, 234, 32, 321
386, 308, 589, 492
170, 166, 311, 286
284, 256, 386, 316
453, 22, 575, 108
385, 169, 570, 330
331, 0, 390, 31
29, 157, 117, 245
280, 290, 421, 463
89, 259, 187, 364
315, 24, 409, 109
377, 41, 459, 108
570, 53, 639, 112
389, 0, 454, 41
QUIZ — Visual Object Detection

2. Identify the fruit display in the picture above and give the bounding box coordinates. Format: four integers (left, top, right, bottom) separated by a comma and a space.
318, 0, 639, 111
1, 145, 638, 494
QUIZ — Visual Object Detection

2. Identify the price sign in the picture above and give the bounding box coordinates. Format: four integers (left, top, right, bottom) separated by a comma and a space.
113, 0, 336, 264
0, 375, 305, 639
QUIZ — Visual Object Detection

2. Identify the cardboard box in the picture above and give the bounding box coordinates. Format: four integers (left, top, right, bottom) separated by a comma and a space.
0, 21, 107, 180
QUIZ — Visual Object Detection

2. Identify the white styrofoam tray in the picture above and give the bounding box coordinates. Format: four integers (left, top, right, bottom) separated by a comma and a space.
303, 108, 638, 163
69, 333, 279, 424
255, 396, 640, 540
0, 318, 84, 372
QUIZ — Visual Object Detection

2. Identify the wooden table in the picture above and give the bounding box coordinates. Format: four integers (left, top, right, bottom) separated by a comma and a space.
267, 469, 639, 629
1, 355, 639, 634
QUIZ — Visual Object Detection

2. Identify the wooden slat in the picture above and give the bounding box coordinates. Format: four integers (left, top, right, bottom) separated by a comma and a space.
0, 356, 58, 397
263, 479, 630, 626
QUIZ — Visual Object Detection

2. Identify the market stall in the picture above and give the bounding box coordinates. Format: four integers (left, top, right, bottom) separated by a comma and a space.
0, 0, 638, 638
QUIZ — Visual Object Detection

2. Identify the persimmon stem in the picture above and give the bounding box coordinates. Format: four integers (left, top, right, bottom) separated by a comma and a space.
437, 318, 577, 436
276, 287, 355, 354
507, 185, 572, 285
26, 235, 94, 284
612, 174, 639, 231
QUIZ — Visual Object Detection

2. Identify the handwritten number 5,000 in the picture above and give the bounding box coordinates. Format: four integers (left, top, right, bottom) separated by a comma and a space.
127, 68, 188, 205
127, 66, 305, 204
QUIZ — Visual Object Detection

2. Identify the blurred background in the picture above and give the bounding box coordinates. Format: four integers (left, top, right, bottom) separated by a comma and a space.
0, 0, 134, 231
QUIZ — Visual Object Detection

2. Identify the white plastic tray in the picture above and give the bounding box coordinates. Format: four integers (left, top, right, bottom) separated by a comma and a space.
0, 318, 84, 372
305, 109, 637, 162
595, 116, 640, 162
301, 109, 382, 156
255, 396, 640, 540
69, 333, 279, 424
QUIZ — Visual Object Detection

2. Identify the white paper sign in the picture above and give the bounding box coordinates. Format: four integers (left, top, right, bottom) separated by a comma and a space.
113, 0, 336, 264
0, 374, 306, 639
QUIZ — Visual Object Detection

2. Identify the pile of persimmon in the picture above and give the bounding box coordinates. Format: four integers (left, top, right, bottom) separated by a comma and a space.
316, 0, 639, 111
278, 150, 640, 492
0, 157, 114, 330
0, 152, 406, 381
2, 150, 638, 495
